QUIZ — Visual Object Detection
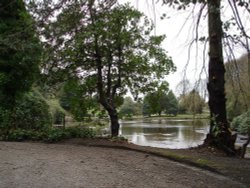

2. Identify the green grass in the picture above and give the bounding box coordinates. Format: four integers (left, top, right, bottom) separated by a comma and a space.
172, 113, 209, 119
151, 150, 218, 172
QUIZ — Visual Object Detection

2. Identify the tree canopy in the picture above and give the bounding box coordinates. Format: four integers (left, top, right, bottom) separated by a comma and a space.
59, 79, 99, 121
39, 2, 175, 136
165, 90, 178, 115
119, 97, 142, 118
143, 82, 169, 116
178, 90, 205, 115
143, 82, 178, 117
0, 0, 41, 108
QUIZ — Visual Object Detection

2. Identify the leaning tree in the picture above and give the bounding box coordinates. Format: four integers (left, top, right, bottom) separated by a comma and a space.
33, 1, 175, 137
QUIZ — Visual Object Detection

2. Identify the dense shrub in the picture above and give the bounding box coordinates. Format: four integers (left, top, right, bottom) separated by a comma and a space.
0, 108, 11, 131
44, 128, 70, 142
1, 126, 96, 143
13, 91, 52, 131
44, 127, 95, 142
231, 109, 250, 158
5, 129, 46, 141
66, 126, 96, 138
0, 90, 52, 135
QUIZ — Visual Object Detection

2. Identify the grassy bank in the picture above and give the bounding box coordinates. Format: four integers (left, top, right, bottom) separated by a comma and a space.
64, 138, 250, 186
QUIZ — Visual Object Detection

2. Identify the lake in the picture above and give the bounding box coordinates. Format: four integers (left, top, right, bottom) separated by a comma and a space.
118, 118, 250, 157
119, 119, 209, 149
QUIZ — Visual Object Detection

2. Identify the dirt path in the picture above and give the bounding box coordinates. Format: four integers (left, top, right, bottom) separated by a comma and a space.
0, 141, 247, 188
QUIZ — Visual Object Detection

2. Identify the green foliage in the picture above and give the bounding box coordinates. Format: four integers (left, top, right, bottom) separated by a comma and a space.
165, 90, 178, 115
36, 2, 175, 136
1, 126, 96, 142
119, 97, 142, 118
0, 0, 43, 137
162, 0, 206, 10
4, 129, 46, 141
45, 126, 96, 142
44, 128, 69, 142
143, 92, 167, 116
142, 101, 151, 117
119, 97, 134, 117
178, 90, 205, 115
0, 90, 52, 134
226, 98, 245, 121
143, 83, 178, 116
65, 126, 96, 138
59, 80, 98, 121
143, 82, 169, 116
16, 90, 52, 130
42, 2, 175, 106
53, 110, 65, 124
0, 108, 13, 135
47, 99, 66, 124
0, 0, 41, 108
231, 110, 250, 134
225, 54, 250, 120
110, 136, 128, 142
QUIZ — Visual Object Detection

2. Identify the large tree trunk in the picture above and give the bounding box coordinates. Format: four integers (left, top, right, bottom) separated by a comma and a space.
205, 0, 236, 154
108, 109, 120, 137
99, 99, 120, 137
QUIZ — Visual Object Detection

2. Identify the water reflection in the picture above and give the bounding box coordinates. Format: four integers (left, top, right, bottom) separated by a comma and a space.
120, 119, 209, 149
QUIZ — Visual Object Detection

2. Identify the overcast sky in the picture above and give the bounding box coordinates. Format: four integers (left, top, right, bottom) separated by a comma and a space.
118, 0, 250, 93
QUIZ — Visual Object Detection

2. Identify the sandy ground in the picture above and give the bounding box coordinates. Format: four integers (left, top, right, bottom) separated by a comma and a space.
0, 141, 247, 188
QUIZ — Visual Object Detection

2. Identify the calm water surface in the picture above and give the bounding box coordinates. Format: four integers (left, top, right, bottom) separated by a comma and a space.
119, 119, 209, 149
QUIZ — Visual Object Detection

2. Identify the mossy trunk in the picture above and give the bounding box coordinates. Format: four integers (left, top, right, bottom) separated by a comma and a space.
205, 0, 236, 155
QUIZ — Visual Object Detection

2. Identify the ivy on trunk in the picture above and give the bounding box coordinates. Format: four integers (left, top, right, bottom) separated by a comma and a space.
205, 0, 236, 154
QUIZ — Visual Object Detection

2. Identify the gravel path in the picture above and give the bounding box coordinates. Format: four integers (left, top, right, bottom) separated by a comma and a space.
0, 142, 246, 188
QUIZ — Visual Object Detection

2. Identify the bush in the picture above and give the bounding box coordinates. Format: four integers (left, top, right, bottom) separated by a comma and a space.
0, 108, 12, 134
66, 126, 96, 138
44, 127, 95, 142
0, 90, 52, 134
231, 110, 250, 134
43, 128, 70, 142
1, 126, 96, 143
4, 129, 33, 141
43, 126, 96, 142
13, 90, 52, 131
2, 129, 47, 141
